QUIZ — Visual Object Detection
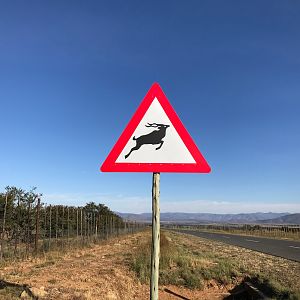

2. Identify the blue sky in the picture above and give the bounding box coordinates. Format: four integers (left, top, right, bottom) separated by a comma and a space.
0, 1, 299, 213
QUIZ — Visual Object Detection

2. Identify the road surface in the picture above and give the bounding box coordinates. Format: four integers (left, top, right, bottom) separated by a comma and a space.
172, 229, 300, 262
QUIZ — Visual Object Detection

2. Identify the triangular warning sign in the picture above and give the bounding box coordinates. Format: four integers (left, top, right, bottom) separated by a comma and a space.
100, 83, 211, 173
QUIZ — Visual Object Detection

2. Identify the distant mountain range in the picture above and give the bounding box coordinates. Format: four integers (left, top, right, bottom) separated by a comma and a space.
116, 212, 299, 224
260, 213, 300, 225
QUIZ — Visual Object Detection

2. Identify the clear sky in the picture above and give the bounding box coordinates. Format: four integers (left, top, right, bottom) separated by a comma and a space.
1, 1, 299, 213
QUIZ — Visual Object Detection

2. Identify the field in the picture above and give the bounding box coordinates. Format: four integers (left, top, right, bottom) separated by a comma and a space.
0, 229, 299, 299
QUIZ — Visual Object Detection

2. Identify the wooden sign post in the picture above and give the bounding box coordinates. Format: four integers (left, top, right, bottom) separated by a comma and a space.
100, 83, 211, 300
150, 172, 160, 300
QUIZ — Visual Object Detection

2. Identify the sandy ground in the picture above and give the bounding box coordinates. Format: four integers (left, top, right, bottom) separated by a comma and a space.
0, 230, 299, 299
0, 231, 231, 300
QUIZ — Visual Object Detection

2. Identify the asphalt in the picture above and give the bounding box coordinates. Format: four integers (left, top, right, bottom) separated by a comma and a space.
171, 229, 300, 262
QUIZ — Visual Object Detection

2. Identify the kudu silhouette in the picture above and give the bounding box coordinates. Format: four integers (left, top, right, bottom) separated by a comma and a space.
125, 123, 170, 159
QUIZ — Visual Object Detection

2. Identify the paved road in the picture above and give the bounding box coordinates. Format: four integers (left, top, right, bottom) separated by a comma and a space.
172, 229, 300, 262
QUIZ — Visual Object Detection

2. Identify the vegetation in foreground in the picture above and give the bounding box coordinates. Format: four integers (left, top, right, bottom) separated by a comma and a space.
0, 230, 299, 299
130, 230, 300, 299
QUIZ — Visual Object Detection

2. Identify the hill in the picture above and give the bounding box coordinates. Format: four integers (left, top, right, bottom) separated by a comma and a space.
260, 213, 300, 224
117, 212, 290, 224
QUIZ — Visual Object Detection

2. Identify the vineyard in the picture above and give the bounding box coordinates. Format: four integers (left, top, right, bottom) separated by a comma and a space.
0, 186, 143, 261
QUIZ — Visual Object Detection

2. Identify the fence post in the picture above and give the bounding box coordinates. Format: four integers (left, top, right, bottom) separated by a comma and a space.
106, 215, 108, 239
14, 193, 20, 255
35, 198, 41, 255
76, 208, 79, 239
49, 205, 52, 251
67, 206, 70, 247
61, 206, 64, 239
86, 210, 89, 240
0, 192, 8, 260
95, 213, 98, 239
56, 206, 58, 241
26, 199, 31, 258
80, 208, 83, 239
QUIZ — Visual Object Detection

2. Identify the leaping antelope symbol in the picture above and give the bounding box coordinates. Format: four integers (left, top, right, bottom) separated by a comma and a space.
125, 123, 170, 159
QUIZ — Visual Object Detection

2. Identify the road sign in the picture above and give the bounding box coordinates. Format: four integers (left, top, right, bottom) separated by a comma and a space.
100, 83, 211, 300
100, 83, 210, 173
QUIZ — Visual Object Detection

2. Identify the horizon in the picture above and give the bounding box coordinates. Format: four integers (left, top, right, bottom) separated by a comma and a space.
117, 212, 291, 215
42, 192, 300, 214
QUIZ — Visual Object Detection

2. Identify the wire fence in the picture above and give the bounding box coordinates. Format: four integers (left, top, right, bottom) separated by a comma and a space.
0, 196, 145, 261
168, 223, 300, 240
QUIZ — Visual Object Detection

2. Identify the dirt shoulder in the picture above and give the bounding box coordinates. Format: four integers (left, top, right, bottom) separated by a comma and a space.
168, 230, 300, 292
0, 230, 299, 299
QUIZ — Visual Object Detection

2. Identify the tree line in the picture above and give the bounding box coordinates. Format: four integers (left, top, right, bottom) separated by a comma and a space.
0, 186, 136, 260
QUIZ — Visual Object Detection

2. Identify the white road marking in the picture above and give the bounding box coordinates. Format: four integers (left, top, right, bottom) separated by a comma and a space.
245, 239, 260, 243
222, 236, 230, 239
289, 246, 300, 249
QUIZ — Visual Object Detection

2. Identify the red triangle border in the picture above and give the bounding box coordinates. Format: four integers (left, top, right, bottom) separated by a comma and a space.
100, 83, 211, 173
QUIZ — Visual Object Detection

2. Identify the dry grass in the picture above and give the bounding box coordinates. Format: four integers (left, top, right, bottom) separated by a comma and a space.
130, 230, 300, 299
0, 229, 299, 299
0, 287, 22, 300
131, 232, 242, 289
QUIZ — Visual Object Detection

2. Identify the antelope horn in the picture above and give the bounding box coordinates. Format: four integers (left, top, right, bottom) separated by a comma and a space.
145, 123, 158, 127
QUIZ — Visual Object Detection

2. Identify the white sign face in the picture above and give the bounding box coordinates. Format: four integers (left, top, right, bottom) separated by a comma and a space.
116, 98, 196, 163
